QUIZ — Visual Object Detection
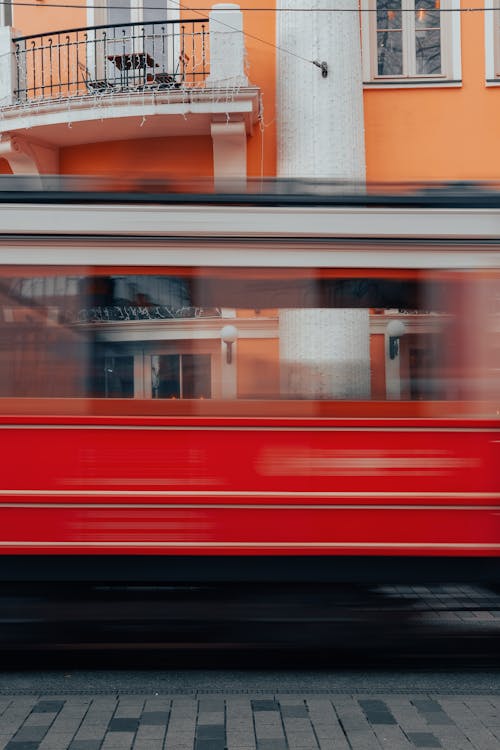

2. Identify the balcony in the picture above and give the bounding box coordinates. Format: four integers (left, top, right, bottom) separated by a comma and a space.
0, 5, 260, 180
14, 19, 210, 101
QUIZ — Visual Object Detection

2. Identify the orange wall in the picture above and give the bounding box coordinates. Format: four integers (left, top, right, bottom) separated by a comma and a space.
61, 136, 214, 179
364, 0, 500, 181
370, 333, 386, 399
237, 338, 280, 398
13, 0, 499, 181
14, 2, 86, 38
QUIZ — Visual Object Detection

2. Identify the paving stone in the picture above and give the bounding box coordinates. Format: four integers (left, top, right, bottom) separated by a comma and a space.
4, 743, 41, 750
285, 733, 319, 749
143, 698, 170, 710
196, 725, 226, 739
139, 711, 169, 725
164, 731, 196, 744
226, 728, 255, 745
38, 734, 76, 750
199, 699, 225, 712
252, 701, 280, 712
412, 701, 442, 713
195, 740, 227, 750
340, 730, 384, 749
430, 727, 476, 750
317, 738, 350, 750
108, 719, 139, 733
411, 700, 453, 726
372, 725, 413, 749
406, 732, 443, 748
256, 741, 288, 750
9, 726, 48, 742
254, 716, 285, 740
134, 726, 165, 741
281, 705, 309, 717
358, 700, 397, 725
198, 712, 225, 725
113, 705, 144, 718
101, 741, 132, 749
72, 729, 108, 741
32, 702, 65, 714
69, 742, 103, 750
22, 714, 55, 728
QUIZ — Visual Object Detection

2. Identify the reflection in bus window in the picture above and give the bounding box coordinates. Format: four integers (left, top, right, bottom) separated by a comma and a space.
90, 354, 134, 398
0, 266, 498, 414
151, 354, 211, 399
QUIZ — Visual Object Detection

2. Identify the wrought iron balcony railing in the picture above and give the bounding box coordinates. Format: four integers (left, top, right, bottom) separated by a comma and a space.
13, 19, 209, 103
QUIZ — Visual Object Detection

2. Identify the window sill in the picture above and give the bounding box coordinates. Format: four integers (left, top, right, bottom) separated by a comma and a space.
363, 79, 462, 89
486, 78, 500, 87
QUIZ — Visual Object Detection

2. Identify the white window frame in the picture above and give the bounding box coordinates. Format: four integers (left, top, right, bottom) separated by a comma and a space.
485, 6, 500, 84
87, 0, 180, 31
0, 0, 12, 27
361, 0, 462, 87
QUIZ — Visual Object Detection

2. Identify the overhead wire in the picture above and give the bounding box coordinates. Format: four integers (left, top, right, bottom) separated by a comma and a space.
0, 2, 496, 9
0, 0, 494, 74
9, 0, 319, 67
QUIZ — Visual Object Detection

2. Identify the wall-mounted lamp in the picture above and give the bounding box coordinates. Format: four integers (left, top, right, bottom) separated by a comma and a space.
221, 324, 238, 364
387, 320, 407, 360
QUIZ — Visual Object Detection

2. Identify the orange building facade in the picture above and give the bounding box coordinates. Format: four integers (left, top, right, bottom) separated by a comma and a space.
0, 0, 499, 182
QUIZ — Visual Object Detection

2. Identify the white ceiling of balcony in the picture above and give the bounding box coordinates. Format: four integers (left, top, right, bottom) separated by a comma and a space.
0, 88, 260, 147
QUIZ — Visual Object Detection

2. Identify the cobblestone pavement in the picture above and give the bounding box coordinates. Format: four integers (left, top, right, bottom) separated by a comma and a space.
2, 693, 500, 750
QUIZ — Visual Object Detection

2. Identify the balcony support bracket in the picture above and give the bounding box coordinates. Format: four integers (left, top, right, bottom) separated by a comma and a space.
210, 120, 247, 190
0, 134, 58, 175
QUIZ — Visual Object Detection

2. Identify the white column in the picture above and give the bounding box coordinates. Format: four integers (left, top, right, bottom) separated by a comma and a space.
208, 5, 248, 188
280, 309, 371, 399
276, 0, 365, 180
207, 4, 248, 87
211, 121, 247, 189
220, 329, 238, 398
0, 27, 19, 107
277, 2, 367, 399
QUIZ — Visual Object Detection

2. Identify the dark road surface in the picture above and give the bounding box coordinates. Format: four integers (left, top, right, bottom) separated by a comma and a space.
0, 583, 500, 670
1, 585, 500, 750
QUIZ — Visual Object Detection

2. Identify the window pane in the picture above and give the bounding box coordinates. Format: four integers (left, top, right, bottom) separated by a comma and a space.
143, 0, 166, 22
377, 31, 403, 75
89, 353, 134, 398
416, 28, 441, 74
152, 355, 180, 399
182, 354, 211, 399
376, 0, 403, 75
376, 6, 402, 29
107, 0, 130, 26
415, 0, 441, 29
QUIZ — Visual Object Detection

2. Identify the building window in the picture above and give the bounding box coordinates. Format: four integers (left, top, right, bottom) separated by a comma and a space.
88, 0, 179, 29
362, 0, 461, 85
1, 0, 12, 26
152, 354, 212, 399
485, 7, 500, 83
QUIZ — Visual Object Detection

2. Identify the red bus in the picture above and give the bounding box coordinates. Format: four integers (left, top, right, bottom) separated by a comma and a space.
0, 181, 498, 583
